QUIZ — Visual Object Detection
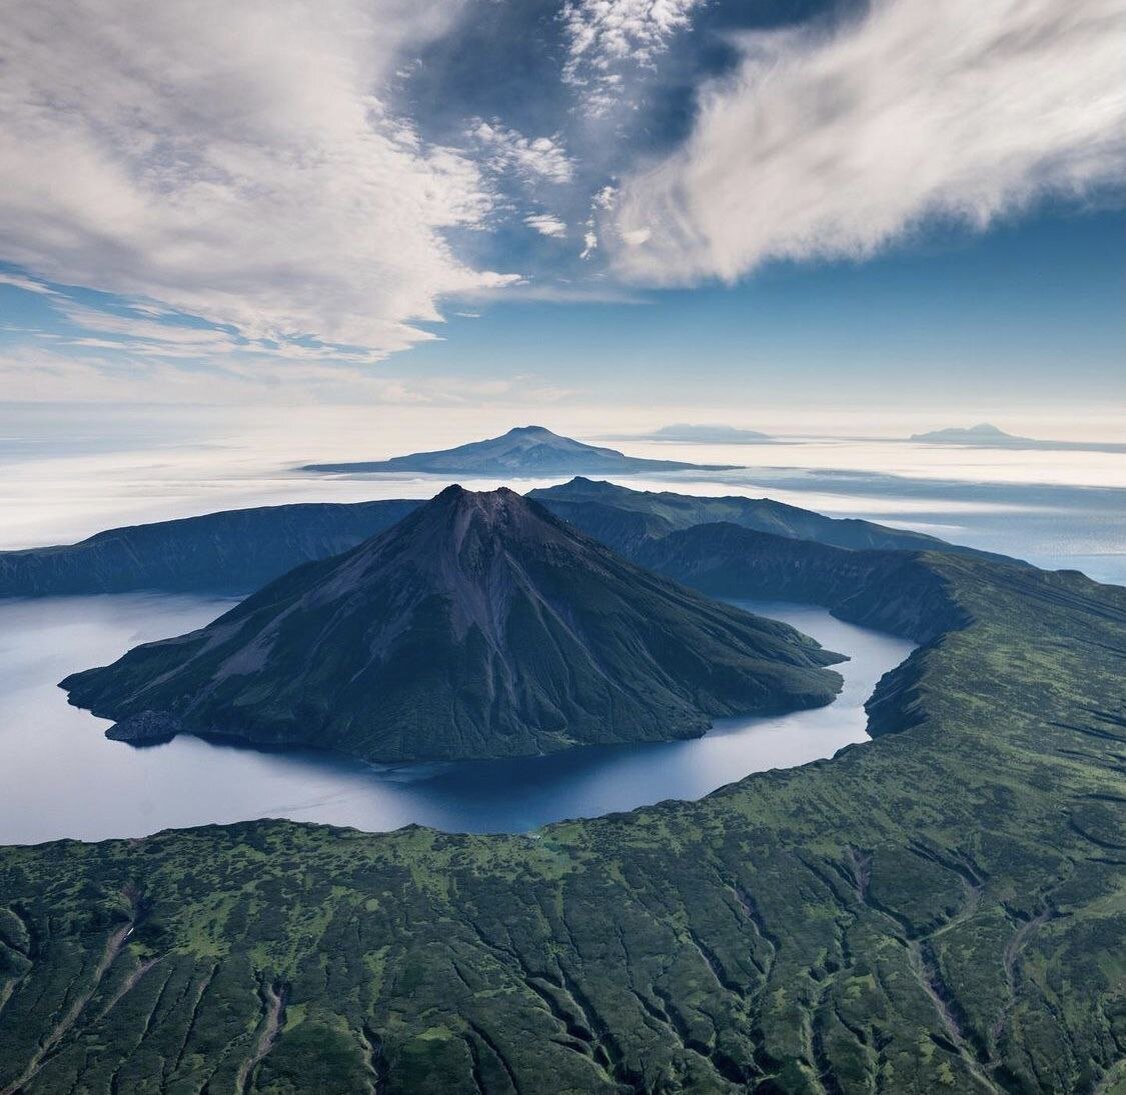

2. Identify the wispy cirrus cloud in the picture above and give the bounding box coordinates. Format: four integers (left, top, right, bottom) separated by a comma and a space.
614, 0, 1126, 282
0, 340, 578, 406
0, 272, 60, 296
0, 0, 517, 361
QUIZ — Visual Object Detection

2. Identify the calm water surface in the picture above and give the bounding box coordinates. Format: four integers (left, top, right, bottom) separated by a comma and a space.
0, 594, 913, 844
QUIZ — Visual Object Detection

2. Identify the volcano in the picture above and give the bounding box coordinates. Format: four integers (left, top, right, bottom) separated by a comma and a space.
62, 486, 844, 762
300, 424, 740, 475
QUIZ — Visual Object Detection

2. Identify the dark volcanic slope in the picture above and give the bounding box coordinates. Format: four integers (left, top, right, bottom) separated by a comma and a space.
0, 499, 420, 597
61, 486, 843, 762
531, 476, 1015, 560
301, 424, 740, 475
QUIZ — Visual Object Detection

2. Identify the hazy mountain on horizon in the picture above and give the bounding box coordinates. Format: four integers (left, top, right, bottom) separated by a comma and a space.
911, 423, 1126, 452
300, 425, 742, 476
911, 423, 1025, 443
62, 485, 844, 762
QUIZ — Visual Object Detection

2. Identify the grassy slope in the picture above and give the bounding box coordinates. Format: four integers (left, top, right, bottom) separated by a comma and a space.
0, 556, 1124, 1094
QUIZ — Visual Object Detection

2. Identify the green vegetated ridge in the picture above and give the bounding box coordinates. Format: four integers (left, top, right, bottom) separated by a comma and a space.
528, 478, 1012, 561
1, 547, 1124, 1093
60, 487, 843, 762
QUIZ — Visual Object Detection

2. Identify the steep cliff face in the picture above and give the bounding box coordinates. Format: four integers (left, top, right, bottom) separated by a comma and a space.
632, 522, 1001, 743
0, 500, 421, 597
634, 521, 972, 645
61, 487, 844, 762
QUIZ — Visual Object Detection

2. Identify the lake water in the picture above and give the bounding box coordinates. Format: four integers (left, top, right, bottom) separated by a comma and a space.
0, 594, 913, 845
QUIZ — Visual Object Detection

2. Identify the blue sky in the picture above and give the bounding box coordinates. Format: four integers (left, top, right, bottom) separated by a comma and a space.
0, 0, 1122, 423
402, 208, 1126, 409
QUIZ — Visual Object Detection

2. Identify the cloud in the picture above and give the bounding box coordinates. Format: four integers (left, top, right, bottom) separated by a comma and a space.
524, 214, 569, 238
561, 0, 704, 113
0, 342, 577, 406
0, 272, 58, 296
0, 0, 518, 360
613, 0, 1126, 283
471, 123, 575, 185
17, 290, 384, 365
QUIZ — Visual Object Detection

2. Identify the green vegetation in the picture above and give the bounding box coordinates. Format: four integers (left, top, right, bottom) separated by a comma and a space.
3, 548, 1124, 1092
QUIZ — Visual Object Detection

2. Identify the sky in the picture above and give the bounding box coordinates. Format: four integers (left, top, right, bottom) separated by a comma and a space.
0, 0, 1124, 432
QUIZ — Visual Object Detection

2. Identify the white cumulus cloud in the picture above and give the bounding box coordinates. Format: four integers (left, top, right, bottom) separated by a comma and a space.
0, 0, 517, 361
613, 0, 1126, 283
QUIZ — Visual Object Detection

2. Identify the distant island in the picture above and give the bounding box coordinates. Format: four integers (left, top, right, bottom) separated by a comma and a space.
62, 486, 843, 762
642, 423, 773, 443
911, 423, 1030, 444
300, 425, 743, 476
911, 422, 1126, 452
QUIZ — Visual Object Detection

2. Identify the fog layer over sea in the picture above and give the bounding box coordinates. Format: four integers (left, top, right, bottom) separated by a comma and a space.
2, 404, 1123, 584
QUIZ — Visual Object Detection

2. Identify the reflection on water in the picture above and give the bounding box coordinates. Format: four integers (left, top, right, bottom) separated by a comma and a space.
0, 594, 914, 844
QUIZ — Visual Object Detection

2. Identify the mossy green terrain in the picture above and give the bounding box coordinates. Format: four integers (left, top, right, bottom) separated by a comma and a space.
1, 554, 1124, 1093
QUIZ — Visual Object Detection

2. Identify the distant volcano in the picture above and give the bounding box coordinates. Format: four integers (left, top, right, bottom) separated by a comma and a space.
908, 423, 1126, 453
62, 486, 844, 763
300, 424, 741, 475
910, 423, 1022, 443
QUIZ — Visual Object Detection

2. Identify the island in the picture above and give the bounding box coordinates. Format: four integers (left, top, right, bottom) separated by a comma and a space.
61, 486, 844, 761
911, 422, 1126, 452
299, 424, 743, 475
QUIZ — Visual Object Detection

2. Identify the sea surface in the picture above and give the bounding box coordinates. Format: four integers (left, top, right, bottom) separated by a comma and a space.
0, 594, 913, 844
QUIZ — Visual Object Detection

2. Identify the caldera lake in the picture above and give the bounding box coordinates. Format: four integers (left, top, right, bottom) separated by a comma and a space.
0, 594, 914, 844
